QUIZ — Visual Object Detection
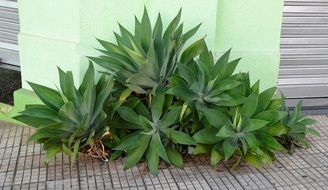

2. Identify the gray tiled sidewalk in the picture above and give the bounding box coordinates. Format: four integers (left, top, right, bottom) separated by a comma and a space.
1, 115, 328, 190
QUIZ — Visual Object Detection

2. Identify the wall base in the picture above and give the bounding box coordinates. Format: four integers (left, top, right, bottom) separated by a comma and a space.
0, 88, 41, 124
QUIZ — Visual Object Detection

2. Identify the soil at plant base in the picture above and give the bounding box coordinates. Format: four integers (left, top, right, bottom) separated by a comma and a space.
0, 67, 21, 105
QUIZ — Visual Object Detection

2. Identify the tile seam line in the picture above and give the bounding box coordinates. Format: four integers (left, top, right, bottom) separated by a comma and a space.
193, 156, 218, 190
0, 122, 11, 175
4, 127, 17, 188
106, 161, 115, 189
9, 124, 23, 190
75, 157, 82, 190
166, 167, 182, 190
225, 166, 246, 190
252, 164, 279, 190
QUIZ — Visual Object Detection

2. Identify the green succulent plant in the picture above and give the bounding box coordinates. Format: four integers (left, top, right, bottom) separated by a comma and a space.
279, 98, 319, 154
90, 8, 202, 95
114, 92, 196, 175
193, 79, 288, 169
12, 8, 319, 175
167, 47, 244, 124
14, 63, 114, 163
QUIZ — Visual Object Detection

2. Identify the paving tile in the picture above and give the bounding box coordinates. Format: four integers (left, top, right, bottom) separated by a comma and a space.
1, 117, 328, 189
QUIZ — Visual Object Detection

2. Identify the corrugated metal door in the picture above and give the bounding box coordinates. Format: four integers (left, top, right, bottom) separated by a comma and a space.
279, 0, 328, 107
0, 0, 19, 66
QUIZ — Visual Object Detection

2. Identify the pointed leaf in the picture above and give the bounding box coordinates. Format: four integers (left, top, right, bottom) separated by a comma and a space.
13, 115, 59, 128
166, 148, 184, 168
223, 137, 238, 160
244, 134, 260, 153
181, 24, 201, 42
254, 110, 287, 124
165, 128, 196, 145
71, 139, 81, 165
193, 127, 221, 144
221, 58, 241, 79
242, 119, 269, 133
211, 145, 223, 166
267, 123, 288, 137
166, 86, 196, 103
256, 87, 276, 113
92, 77, 113, 122
44, 145, 62, 164
79, 62, 95, 93
151, 93, 165, 122
115, 132, 143, 151
202, 108, 229, 128
180, 38, 205, 64
192, 144, 212, 155
147, 134, 160, 175
140, 7, 152, 51
117, 106, 141, 125
28, 82, 64, 110
127, 72, 157, 89
216, 125, 235, 138
241, 92, 258, 118
163, 9, 181, 43
257, 134, 284, 151
124, 135, 151, 170
211, 49, 231, 78
161, 107, 181, 127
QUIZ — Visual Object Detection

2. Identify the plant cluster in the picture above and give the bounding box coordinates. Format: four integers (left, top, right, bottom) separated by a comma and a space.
14, 9, 319, 175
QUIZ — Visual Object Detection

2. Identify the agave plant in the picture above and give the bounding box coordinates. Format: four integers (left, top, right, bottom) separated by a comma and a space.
193, 78, 288, 168
279, 98, 319, 154
9, 7, 320, 176
89, 8, 202, 95
14, 63, 114, 163
167, 46, 244, 125
113, 92, 196, 175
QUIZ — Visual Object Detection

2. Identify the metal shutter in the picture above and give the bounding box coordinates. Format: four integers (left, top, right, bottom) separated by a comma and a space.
0, 0, 19, 66
279, 0, 328, 107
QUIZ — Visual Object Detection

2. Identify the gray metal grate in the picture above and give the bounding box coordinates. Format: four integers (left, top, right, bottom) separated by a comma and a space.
0, 0, 19, 66
278, 0, 328, 107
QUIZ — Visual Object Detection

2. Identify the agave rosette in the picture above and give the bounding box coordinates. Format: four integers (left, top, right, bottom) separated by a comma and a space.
114, 91, 196, 174
90, 8, 201, 95
193, 77, 288, 168
279, 98, 319, 153
14, 63, 114, 163
168, 47, 245, 123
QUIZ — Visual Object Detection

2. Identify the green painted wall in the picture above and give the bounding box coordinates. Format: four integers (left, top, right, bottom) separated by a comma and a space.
18, 0, 223, 89
215, 0, 284, 89
18, 0, 81, 88
1, 0, 283, 122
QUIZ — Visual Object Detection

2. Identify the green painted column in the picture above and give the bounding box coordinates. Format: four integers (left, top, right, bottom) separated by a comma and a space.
3, 0, 283, 122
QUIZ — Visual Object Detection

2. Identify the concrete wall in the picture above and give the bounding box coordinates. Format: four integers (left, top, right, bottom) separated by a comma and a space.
17, 0, 284, 90
215, 0, 284, 88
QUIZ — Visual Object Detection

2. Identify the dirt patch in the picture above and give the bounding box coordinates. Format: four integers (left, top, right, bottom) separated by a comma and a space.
0, 67, 21, 105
